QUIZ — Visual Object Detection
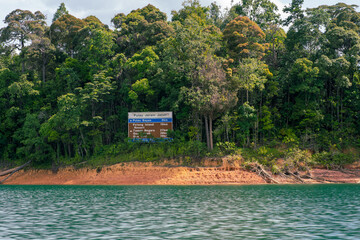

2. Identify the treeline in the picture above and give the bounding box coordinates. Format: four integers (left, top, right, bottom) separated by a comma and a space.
0, 0, 359, 167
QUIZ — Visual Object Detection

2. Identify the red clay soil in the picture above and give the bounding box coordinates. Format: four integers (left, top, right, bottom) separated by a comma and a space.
2, 159, 360, 185
310, 169, 360, 183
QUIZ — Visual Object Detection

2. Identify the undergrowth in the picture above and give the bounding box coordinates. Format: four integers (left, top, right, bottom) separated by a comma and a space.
29, 140, 359, 170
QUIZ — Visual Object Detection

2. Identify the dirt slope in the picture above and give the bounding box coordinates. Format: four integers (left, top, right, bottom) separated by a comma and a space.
2, 159, 360, 185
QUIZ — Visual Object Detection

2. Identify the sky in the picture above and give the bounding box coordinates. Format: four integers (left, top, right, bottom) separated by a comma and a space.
0, 0, 359, 28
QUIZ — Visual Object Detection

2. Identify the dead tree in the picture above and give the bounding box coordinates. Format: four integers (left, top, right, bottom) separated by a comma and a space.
0, 160, 31, 184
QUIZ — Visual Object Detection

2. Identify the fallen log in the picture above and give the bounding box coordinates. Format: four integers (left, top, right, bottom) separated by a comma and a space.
309, 176, 348, 184
251, 163, 279, 184
339, 169, 360, 176
0, 161, 31, 177
287, 171, 305, 183
0, 160, 31, 184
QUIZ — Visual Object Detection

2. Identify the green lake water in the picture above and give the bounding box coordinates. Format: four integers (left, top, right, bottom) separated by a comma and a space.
0, 184, 359, 239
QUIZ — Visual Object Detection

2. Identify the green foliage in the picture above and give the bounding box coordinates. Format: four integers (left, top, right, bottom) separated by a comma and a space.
231, 0, 280, 29
233, 58, 272, 102
280, 128, 299, 147
52, 3, 69, 22
283, 0, 304, 26
223, 16, 267, 60
76, 22, 114, 71
112, 4, 172, 57
1, 2, 360, 170
171, 0, 209, 25
14, 113, 54, 163
284, 148, 312, 171
50, 14, 86, 56
86, 140, 207, 167
8, 74, 39, 100
240, 146, 283, 168
215, 142, 237, 155
312, 151, 356, 169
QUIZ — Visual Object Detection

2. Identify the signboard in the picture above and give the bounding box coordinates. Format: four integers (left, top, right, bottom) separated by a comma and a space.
128, 112, 173, 141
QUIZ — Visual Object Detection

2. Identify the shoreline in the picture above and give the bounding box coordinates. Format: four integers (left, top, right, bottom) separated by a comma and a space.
2, 160, 360, 185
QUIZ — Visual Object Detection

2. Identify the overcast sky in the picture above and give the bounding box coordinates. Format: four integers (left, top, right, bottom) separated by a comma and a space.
0, 0, 359, 28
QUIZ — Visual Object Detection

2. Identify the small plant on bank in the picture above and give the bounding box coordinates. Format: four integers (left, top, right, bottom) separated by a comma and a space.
271, 164, 282, 175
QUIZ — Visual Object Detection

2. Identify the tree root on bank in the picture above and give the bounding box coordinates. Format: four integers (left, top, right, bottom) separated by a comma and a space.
0, 160, 31, 184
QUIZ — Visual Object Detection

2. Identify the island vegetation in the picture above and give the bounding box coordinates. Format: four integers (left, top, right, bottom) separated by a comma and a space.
0, 0, 359, 176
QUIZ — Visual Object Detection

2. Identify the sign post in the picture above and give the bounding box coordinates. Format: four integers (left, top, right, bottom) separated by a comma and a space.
128, 112, 173, 141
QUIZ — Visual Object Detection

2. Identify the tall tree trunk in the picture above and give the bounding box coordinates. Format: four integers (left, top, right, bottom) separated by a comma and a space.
80, 129, 88, 156
42, 57, 46, 83
21, 38, 25, 73
204, 116, 210, 150
254, 114, 258, 148
286, 90, 290, 128
337, 87, 340, 124
68, 143, 71, 158
56, 142, 60, 164
63, 142, 67, 158
226, 124, 229, 142
209, 115, 213, 150
21, 61, 25, 74
340, 90, 343, 130
259, 91, 263, 144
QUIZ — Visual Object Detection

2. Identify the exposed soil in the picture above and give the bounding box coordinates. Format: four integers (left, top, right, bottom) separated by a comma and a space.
2, 158, 360, 185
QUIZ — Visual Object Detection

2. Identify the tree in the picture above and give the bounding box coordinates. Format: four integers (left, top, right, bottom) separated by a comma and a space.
50, 14, 86, 57
233, 58, 271, 103
283, 0, 304, 26
264, 25, 286, 69
14, 113, 52, 163
180, 55, 237, 150
78, 71, 115, 118
223, 16, 267, 61
77, 72, 116, 152
154, 17, 222, 139
52, 3, 69, 22
288, 58, 322, 146
8, 74, 39, 108
44, 93, 82, 158
0, 9, 46, 72
172, 0, 209, 25
27, 24, 55, 83
208, 2, 223, 28
285, 7, 330, 61
76, 17, 114, 71
231, 0, 280, 29
112, 4, 173, 57
125, 46, 158, 111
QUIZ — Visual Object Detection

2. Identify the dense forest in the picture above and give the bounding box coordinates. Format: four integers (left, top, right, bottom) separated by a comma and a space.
0, 0, 359, 169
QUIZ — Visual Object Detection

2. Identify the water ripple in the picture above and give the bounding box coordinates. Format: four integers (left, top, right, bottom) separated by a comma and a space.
1, 184, 360, 239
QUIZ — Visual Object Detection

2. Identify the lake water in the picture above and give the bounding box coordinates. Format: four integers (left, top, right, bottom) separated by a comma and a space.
1, 184, 359, 239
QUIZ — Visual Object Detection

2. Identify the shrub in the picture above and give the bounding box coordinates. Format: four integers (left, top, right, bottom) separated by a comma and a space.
284, 148, 312, 172
312, 151, 355, 169
216, 142, 237, 155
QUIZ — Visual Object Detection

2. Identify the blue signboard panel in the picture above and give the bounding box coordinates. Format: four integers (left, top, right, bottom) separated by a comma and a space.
128, 118, 172, 123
